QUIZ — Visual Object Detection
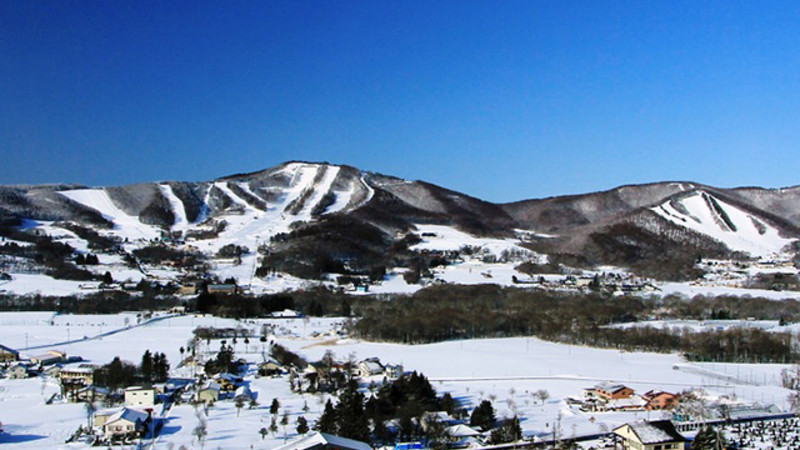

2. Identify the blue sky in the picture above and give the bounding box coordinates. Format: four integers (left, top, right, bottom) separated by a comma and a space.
2, 1, 800, 202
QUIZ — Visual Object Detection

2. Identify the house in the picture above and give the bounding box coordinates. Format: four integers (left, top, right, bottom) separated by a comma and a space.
197, 381, 221, 404
589, 382, 634, 400
30, 350, 67, 366
233, 385, 253, 401
207, 284, 237, 295
169, 305, 187, 314
273, 431, 372, 450
59, 364, 98, 386
357, 358, 384, 377
164, 377, 194, 392
446, 424, 483, 448
258, 359, 283, 376
125, 386, 156, 407
93, 408, 122, 428
269, 309, 302, 319
73, 385, 113, 403
384, 363, 404, 379
0, 344, 19, 362
177, 283, 198, 295
103, 407, 150, 440
44, 363, 63, 378
7, 362, 29, 379
212, 373, 241, 391
643, 390, 679, 410
606, 395, 648, 411
614, 420, 687, 450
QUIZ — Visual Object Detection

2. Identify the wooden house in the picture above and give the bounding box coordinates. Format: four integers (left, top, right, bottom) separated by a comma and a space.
643, 390, 679, 410
0, 344, 19, 362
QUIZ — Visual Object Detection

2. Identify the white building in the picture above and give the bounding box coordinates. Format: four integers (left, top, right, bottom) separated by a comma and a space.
124, 386, 155, 407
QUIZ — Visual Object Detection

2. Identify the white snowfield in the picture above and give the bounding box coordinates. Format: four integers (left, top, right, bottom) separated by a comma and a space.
58, 189, 161, 241
159, 184, 190, 230
651, 191, 795, 258
0, 313, 795, 449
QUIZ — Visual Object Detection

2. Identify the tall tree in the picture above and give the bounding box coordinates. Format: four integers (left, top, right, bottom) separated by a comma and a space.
140, 350, 154, 383
314, 400, 337, 434
335, 380, 370, 442
469, 400, 496, 431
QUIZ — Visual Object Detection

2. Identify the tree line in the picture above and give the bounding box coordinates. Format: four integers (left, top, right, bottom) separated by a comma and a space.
352, 285, 800, 364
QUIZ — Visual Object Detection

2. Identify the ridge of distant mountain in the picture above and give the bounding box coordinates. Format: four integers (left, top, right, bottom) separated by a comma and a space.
1, 161, 798, 283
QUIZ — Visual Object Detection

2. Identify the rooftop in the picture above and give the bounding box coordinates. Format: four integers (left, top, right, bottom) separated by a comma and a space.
616, 420, 687, 444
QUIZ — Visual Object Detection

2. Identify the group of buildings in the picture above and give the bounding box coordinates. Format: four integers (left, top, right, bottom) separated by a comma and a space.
578, 382, 679, 413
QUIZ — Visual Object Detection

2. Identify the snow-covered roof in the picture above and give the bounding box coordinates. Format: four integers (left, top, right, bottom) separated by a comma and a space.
234, 385, 252, 398
200, 381, 220, 391
359, 360, 383, 373
125, 385, 154, 392
0, 344, 19, 355
616, 420, 686, 444
106, 408, 149, 426
595, 381, 629, 393
608, 396, 647, 408
214, 373, 240, 381
447, 424, 481, 438
272, 431, 372, 450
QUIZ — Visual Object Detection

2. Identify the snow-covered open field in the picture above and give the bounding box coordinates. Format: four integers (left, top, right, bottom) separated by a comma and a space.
1, 312, 796, 449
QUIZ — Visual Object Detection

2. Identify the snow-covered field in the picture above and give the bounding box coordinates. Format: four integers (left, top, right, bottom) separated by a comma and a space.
0, 312, 796, 449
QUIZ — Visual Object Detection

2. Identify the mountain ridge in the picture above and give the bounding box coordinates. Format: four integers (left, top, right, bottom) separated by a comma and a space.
1, 161, 798, 285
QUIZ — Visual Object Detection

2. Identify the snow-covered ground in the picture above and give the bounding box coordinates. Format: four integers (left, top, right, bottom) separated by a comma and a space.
0, 313, 796, 449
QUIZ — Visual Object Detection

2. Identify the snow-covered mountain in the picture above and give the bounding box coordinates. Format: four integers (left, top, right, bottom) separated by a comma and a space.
651, 190, 794, 258
0, 161, 798, 288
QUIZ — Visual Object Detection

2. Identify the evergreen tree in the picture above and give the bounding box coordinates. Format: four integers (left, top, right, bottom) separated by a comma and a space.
489, 416, 522, 444
153, 352, 170, 382
140, 350, 154, 383
270, 398, 280, 415
469, 400, 496, 431
296, 416, 309, 435
440, 392, 456, 415
335, 379, 370, 442
692, 425, 725, 450
314, 400, 337, 434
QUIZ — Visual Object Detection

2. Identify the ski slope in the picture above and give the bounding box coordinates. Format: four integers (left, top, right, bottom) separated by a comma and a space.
58, 189, 160, 241
651, 191, 794, 257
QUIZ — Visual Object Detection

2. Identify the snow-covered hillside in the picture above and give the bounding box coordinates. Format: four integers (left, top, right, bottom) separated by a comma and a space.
651, 191, 795, 258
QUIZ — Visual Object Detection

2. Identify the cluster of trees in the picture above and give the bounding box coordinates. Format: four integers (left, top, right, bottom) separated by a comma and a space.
93, 351, 170, 391
311, 372, 521, 447
204, 343, 239, 375
132, 245, 205, 268
57, 222, 119, 251
192, 291, 297, 317
216, 244, 249, 259
270, 343, 306, 370
0, 231, 101, 281
315, 372, 451, 446
353, 285, 800, 364
74, 253, 100, 265
0, 291, 181, 313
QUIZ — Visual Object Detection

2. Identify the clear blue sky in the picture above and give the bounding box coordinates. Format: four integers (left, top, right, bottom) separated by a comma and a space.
2, 1, 800, 202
